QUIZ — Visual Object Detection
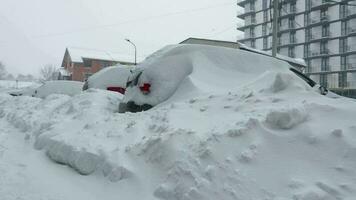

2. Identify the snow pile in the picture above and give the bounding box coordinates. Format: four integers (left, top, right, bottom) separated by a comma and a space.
0, 45, 356, 200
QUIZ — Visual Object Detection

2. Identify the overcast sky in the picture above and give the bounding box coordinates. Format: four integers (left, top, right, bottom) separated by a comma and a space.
0, 0, 243, 76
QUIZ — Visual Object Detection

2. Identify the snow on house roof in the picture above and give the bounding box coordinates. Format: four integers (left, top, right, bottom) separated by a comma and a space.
66, 47, 141, 64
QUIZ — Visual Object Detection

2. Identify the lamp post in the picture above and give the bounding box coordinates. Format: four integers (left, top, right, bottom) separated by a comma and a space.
125, 39, 137, 65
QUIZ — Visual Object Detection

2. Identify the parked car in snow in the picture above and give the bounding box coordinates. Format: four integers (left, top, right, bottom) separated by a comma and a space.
9, 80, 83, 98
82, 65, 133, 94
119, 44, 334, 113
8, 84, 41, 97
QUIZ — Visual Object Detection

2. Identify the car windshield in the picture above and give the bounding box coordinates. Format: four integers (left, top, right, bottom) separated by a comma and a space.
289, 68, 316, 88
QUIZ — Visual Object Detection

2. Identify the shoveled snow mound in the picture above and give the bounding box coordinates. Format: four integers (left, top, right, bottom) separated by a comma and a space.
124, 44, 297, 106
1, 45, 356, 199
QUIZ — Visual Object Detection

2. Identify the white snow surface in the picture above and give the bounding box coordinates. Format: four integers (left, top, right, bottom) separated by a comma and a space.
1, 45, 356, 200
87, 65, 133, 90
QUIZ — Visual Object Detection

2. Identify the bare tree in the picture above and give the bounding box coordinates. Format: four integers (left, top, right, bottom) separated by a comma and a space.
39, 64, 57, 82
0, 61, 8, 80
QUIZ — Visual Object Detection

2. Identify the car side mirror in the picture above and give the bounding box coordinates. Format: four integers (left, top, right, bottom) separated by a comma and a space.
319, 86, 328, 95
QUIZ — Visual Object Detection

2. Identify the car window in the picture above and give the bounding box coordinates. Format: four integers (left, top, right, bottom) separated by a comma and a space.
289, 68, 316, 87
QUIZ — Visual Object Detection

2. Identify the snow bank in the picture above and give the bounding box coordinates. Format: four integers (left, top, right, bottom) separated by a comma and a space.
0, 45, 356, 199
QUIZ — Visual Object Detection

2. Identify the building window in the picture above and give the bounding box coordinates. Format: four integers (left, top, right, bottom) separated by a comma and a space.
290, 32, 296, 43
306, 0, 311, 10
83, 59, 92, 68
288, 17, 295, 29
288, 47, 295, 58
304, 45, 310, 58
250, 27, 255, 38
263, 0, 268, 9
338, 72, 347, 88
251, 14, 256, 24
304, 13, 309, 26
263, 37, 268, 49
306, 60, 312, 73
339, 38, 347, 53
320, 75, 328, 87
262, 24, 267, 35
341, 56, 347, 70
322, 25, 330, 37
263, 11, 268, 22
320, 41, 328, 54
305, 28, 311, 41
321, 58, 329, 71
290, 2, 296, 13
250, 2, 255, 11
251, 39, 256, 48
341, 21, 347, 35
340, 4, 347, 18
320, 8, 328, 20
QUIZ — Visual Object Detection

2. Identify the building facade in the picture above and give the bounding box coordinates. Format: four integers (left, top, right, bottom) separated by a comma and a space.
237, 0, 356, 89
61, 47, 135, 82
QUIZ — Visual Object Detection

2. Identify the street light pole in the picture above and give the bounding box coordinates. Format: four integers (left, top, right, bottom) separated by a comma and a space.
125, 39, 137, 65
272, 0, 279, 57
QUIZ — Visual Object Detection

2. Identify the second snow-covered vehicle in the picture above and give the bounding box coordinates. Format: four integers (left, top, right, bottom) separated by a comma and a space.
119, 44, 332, 113
82, 65, 133, 94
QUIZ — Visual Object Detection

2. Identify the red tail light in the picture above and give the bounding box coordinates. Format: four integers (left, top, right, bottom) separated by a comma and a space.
139, 83, 151, 94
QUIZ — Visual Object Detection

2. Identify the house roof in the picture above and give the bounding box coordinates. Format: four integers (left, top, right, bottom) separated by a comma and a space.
66, 47, 140, 64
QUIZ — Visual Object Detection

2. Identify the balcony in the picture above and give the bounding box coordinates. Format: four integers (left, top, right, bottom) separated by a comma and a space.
346, 9, 356, 19
280, 8, 298, 19
348, 28, 356, 36
310, 0, 333, 11
348, 63, 356, 69
237, 0, 254, 7
281, 0, 297, 4
307, 15, 330, 27
309, 32, 331, 42
237, 7, 255, 19
237, 18, 257, 31
308, 49, 330, 58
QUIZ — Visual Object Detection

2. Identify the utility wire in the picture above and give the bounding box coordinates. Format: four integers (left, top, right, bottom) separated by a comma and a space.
31, 2, 233, 39
210, 25, 235, 37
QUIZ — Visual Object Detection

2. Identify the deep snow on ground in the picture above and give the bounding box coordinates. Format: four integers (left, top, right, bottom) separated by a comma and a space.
1, 45, 356, 200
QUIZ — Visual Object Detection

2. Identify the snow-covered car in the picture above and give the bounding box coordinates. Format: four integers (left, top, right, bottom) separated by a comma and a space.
82, 65, 133, 94
8, 84, 41, 97
33, 80, 84, 98
119, 44, 333, 113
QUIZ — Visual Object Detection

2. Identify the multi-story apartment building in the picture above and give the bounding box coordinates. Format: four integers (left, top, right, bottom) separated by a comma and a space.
237, 0, 356, 89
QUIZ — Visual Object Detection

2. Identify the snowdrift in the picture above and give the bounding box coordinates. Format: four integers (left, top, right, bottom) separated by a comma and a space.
0, 45, 356, 200
124, 44, 306, 106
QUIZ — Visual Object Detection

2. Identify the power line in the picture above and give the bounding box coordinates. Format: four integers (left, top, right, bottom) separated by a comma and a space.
31, 2, 233, 39
210, 25, 235, 37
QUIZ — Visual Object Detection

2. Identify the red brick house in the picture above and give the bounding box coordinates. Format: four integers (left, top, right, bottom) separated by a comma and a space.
60, 47, 135, 81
